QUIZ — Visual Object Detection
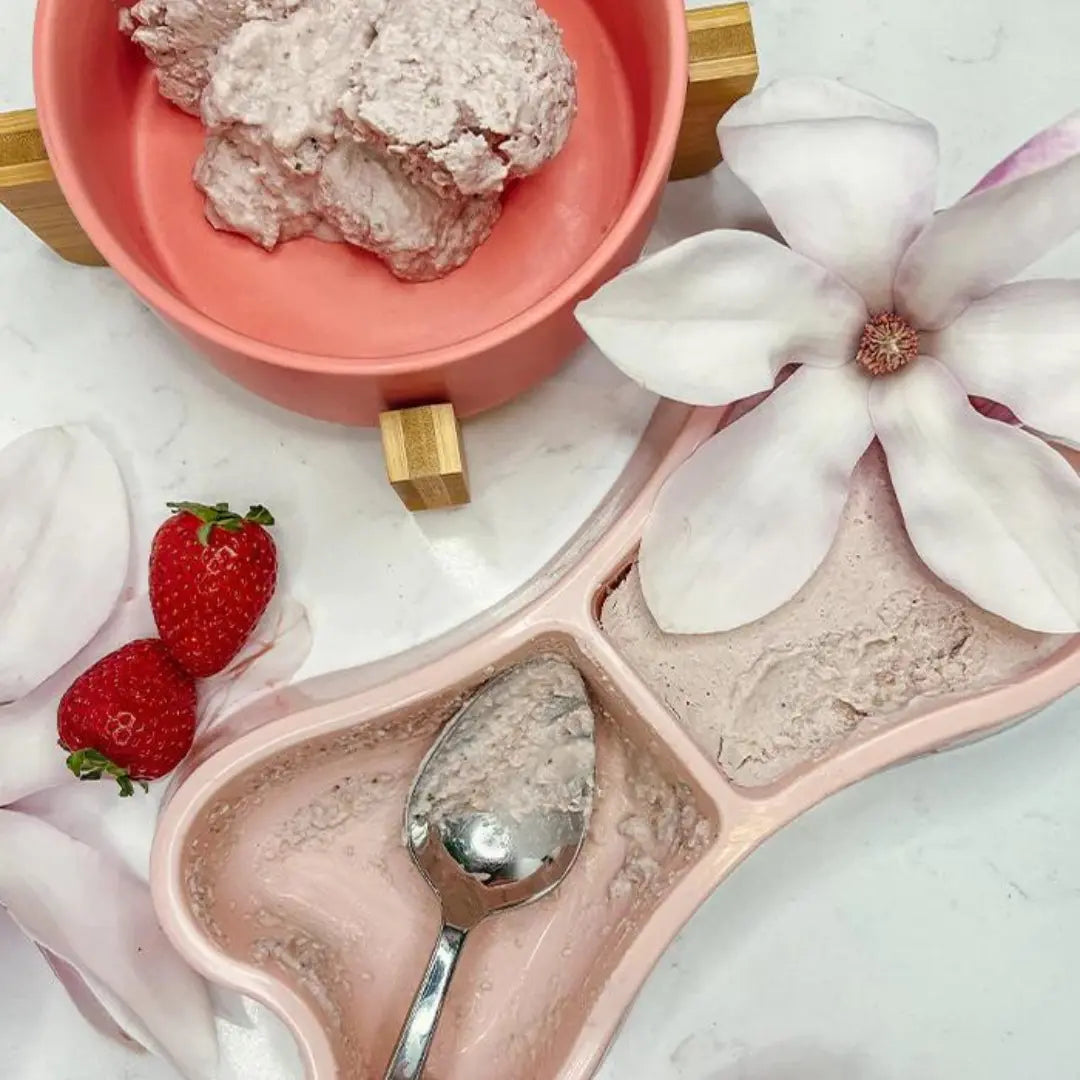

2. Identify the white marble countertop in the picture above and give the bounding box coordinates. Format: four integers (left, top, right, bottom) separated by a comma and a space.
4, 0, 1080, 1077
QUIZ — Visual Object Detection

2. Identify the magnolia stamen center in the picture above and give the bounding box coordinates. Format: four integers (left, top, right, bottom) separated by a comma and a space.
855, 313, 919, 376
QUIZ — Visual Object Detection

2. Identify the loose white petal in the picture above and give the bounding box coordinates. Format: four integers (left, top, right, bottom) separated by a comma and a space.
871, 358, 1080, 632
0, 596, 156, 806
0, 704, 71, 805
639, 364, 874, 633
0, 426, 130, 705
896, 111, 1080, 329
718, 77, 939, 313
0, 810, 218, 1079
16, 776, 162, 883
925, 280, 1080, 447
39, 947, 145, 1049
576, 230, 866, 406
198, 595, 312, 734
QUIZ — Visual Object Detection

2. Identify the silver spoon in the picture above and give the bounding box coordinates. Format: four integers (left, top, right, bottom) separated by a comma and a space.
384, 655, 597, 1080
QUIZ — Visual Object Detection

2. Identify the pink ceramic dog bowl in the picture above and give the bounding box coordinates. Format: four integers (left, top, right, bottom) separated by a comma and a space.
33, 0, 687, 424
152, 402, 1080, 1080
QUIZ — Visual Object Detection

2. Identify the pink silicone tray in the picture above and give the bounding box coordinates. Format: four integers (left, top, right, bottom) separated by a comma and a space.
151, 402, 1080, 1079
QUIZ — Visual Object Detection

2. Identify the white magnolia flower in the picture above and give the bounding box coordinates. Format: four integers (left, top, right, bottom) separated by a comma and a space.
0, 425, 312, 1078
577, 77, 1080, 636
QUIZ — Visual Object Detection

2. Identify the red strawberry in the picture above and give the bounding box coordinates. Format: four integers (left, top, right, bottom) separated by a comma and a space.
149, 501, 278, 678
58, 639, 198, 796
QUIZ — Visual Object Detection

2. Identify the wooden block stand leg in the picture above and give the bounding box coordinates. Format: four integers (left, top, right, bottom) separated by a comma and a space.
675, 3, 758, 180
0, 110, 105, 265
380, 405, 470, 513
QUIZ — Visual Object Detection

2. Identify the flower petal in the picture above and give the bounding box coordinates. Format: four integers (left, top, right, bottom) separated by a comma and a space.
870, 357, 1080, 632
0, 706, 72, 805
0, 426, 130, 705
896, 111, 1080, 329
717, 77, 939, 313
576, 230, 866, 406
639, 363, 874, 633
197, 595, 312, 735
923, 280, 1080, 448
0, 809, 218, 1079
970, 110, 1080, 193
16, 774, 162, 882
39, 947, 143, 1049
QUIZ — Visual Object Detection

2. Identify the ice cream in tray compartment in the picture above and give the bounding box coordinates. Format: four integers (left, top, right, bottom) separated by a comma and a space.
601, 445, 1069, 788
170, 637, 716, 1080
153, 403, 1080, 1080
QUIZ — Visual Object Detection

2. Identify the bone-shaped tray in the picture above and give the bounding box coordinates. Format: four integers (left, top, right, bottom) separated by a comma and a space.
151, 402, 1080, 1080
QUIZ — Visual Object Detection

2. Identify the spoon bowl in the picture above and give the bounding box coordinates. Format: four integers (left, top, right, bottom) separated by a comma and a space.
385, 655, 597, 1079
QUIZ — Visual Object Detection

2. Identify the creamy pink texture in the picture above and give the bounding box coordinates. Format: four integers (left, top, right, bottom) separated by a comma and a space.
601, 446, 1066, 787
122, 0, 576, 280
410, 655, 596, 829
123, 0, 305, 115
183, 658, 713, 1078
317, 140, 501, 281
342, 0, 576, 197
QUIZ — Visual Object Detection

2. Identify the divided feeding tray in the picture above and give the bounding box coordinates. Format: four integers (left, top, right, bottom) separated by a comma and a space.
151, 402, 1080, 1079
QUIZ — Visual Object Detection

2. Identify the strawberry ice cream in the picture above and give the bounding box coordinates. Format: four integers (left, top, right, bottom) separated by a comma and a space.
601, 447, 1066, 787
122, 0, 576, 279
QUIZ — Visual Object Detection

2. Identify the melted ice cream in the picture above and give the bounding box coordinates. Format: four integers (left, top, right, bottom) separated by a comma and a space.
183, 671, 711, 1079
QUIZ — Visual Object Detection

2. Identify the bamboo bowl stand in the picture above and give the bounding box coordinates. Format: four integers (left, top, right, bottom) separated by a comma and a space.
1, 3, 758, 509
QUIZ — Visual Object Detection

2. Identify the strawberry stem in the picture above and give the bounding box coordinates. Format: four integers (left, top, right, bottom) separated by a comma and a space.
64, 747, 149, 798
245, 504, 274, 526
166, 501, 275, 545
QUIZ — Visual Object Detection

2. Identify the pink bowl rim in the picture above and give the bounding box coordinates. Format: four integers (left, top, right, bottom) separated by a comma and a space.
32, 0, 689, 376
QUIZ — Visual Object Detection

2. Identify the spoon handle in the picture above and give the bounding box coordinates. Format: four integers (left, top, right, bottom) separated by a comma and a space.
384, 922, 468, 1080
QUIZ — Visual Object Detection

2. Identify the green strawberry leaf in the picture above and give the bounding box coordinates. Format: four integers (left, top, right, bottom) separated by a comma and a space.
166, 501, 275, 545
64, 747, 149, 798
245, 505, 275, 527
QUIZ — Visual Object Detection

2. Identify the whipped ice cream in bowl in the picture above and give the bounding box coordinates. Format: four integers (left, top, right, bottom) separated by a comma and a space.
32, 0, 688, 423
151, 399, 1080, 1079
